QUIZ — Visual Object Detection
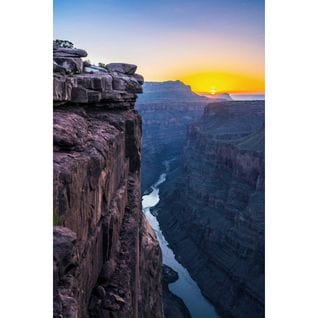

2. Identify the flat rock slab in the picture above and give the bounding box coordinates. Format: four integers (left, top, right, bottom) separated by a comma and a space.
54, 47, 88, 58
106, 63, 137, 75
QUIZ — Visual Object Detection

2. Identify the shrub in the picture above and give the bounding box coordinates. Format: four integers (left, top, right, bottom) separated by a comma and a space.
98, 62, 107, 69
83, 59, 91, 67
53, 209, 63, 226
55, 39, 74, 49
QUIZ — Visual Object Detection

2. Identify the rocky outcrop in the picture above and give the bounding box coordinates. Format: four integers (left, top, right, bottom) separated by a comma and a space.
136, 81, 209, 191
161, 266, 191, 318
53, 42, 163, 318
157, 101, 265, 318
53, 42, 143, 108
53, 43, 87, 74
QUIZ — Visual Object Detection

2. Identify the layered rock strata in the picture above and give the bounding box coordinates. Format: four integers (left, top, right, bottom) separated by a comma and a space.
157, 101, 265, 318
53, 42, 143, 108
137, 80, 208, 102
53, 43, 163, 318
136, 81, 209, 191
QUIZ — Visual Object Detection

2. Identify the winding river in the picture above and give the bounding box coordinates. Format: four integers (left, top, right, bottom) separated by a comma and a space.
142, 165, 219, 318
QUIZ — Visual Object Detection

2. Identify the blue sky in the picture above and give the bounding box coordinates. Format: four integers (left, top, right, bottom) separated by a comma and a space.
54, 0, 264, 92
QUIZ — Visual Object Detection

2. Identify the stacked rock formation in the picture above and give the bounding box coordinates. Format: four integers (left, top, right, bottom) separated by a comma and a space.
53, 41, 87, 74
53, 42, 163, 318
53, 41, 144, 109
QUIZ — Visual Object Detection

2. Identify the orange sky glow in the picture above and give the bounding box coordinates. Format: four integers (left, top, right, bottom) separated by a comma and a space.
55, 1, 264, 94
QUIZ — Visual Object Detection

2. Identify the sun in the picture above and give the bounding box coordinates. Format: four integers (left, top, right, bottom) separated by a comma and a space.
210, 87, 217, 95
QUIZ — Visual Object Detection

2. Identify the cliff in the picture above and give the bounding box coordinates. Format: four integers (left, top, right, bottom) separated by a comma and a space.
136, 81, 209, 191
53, 43, 164, 318
157, 101, 265, 318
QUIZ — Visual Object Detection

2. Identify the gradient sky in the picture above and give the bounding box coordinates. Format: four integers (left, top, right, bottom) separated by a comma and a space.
54, 0, 264, 94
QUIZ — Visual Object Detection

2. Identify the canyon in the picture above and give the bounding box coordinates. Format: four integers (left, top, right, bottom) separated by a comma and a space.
53, 42, 265, 318
136, 81, 209, 192
138, 84, 265, 318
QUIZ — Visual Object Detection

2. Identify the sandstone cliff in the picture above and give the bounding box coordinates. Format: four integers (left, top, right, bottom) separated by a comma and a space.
157, 101, 265, 318
53, 42, 164, 318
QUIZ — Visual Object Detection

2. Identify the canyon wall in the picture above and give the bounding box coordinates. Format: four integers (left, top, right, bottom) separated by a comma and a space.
53, 43, 164, 318
157, 101, 265, 318
136, 81, 210, 191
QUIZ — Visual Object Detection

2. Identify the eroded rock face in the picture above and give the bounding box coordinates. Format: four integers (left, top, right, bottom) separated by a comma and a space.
53, 43, 164, 318
53, 106, 164, 318
53, 44, 87, 74
53, 41, 143, 109
53, 71, 143, 108
136, 81, 210, 191
106, 63, 137, 75
157, 101, 265, 318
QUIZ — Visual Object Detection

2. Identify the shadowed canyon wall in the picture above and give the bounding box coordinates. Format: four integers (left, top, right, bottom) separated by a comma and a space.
136, 81, 210, 192
157, 101, 265, 318
138, 84, 265, 318
53, 43, 164, 318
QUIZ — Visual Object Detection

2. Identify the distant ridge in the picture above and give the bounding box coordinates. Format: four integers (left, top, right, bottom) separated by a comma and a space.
231, 94, 265, 101
197, 92, 233, 101
138, 80, 209, 102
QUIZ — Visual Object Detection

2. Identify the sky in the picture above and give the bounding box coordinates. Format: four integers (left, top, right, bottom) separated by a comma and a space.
54, 0, 264, 94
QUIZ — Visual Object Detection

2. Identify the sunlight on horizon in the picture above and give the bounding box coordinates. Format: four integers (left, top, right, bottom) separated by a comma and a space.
175, 70, 264, 94
54, 0, 264, 94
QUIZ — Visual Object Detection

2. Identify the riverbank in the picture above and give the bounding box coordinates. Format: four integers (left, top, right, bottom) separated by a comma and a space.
142, 170, 219, 318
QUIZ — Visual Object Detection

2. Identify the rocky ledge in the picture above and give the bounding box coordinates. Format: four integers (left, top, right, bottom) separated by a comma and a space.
53, 41, 144, 109
53, 42, 163, 318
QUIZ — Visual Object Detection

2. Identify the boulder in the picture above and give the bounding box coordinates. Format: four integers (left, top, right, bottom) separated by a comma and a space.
53, 47, 88, 58
162, 265, 179, 284
75, 74, 113, 91
95, 75, 113, 91
53, 75, 76, 102
101, 90, 136, 102
113, 75, 142, 93
53, 62, 67, 75
132, 73, 144, 85
106, 63, 137, 75
54, 57, 83, 74
71, 86, 88, 103
53, 226, 78, 285
87, 90, 102, 103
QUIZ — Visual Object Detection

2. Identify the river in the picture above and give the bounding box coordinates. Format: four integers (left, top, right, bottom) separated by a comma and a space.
142, 167, 219, 318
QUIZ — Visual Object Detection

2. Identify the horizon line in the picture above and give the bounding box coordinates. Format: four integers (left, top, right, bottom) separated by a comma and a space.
196, 91, 265, 95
